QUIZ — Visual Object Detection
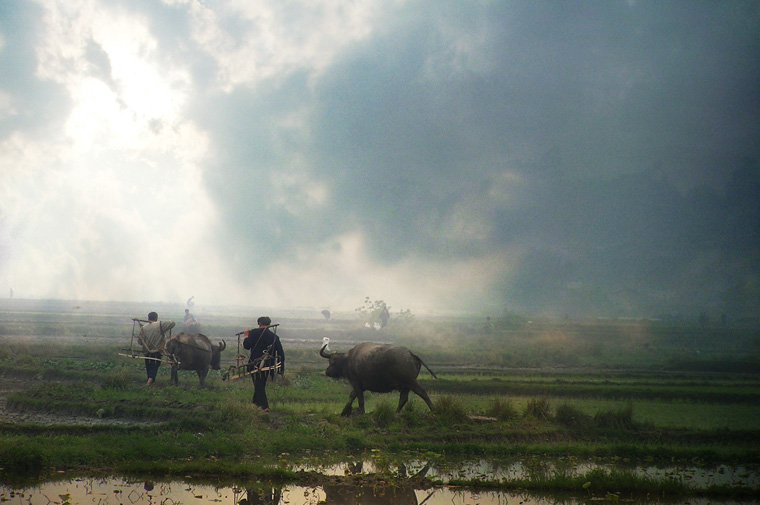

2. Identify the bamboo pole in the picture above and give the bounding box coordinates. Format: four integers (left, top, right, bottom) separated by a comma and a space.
118, 352, 177, 365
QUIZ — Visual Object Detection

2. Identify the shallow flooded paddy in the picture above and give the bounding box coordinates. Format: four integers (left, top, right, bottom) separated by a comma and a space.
292, 457, 760, 490
1, 474, 757, 505
2, 458, 758, 505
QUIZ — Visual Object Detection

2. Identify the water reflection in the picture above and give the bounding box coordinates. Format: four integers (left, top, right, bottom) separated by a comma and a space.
295, 457, 760, 490
318, 484, 422, 505
238, 486, 282, 505
0, 477, 757, 505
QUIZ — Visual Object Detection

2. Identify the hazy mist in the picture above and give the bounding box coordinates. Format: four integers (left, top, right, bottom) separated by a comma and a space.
1, 1, 758, 319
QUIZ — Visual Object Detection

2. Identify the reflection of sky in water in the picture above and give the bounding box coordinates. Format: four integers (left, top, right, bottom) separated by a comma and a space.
0, 476, 758, 505
293, 458, 760, 490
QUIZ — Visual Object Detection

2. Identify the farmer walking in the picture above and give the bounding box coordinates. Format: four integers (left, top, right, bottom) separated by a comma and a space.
243, 316, 285, 412
137, 311, 175, 386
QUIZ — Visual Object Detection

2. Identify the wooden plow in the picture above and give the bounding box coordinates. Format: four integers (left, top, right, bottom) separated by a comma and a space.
222, 324, 282, 381
118, 318, 178, 365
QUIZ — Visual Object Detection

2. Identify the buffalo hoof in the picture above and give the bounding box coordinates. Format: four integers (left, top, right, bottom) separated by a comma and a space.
341, 408, 366, 417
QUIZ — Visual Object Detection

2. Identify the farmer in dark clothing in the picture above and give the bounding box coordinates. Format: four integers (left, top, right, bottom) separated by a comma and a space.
243, 316, 285, 411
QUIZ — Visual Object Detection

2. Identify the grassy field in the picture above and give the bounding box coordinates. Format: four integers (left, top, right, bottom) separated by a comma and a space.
0, 299, 758, 500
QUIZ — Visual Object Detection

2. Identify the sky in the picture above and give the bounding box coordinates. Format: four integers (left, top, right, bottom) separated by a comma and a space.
0, 0, 758, 318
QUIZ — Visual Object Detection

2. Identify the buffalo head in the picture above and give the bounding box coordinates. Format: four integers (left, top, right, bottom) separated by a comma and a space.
165, 338, 181, 356
210, 339, 226, 370
320, 343, 348, 379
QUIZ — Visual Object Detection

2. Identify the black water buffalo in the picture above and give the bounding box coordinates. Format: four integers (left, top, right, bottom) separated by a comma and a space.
165, 333, 226, 386
318, 461, 430, 504
320, 342, 436, 416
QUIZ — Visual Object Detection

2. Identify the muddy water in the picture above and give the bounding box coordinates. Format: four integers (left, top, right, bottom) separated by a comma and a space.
0, 475, 755, 505
1, 458, 758, 505
294, 458, 760, 490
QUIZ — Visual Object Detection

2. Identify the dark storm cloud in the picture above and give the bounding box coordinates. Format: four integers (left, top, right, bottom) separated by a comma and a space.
501, 163, 759, 314
195, 70, 338, 276
310, 1, 758, 316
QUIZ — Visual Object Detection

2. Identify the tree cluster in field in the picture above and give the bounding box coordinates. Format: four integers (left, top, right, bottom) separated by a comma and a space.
354, 296, 415, 327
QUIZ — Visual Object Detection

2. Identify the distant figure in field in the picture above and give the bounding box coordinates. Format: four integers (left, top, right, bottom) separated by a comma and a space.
321, 309, 331, 320
186, 296, 195, 308
380, 305, 390, 328
184, 308, 201, 334
137, 311, 176, 386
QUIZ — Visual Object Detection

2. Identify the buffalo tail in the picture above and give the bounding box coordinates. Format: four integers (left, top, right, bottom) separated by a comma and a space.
413, 352, 438, 379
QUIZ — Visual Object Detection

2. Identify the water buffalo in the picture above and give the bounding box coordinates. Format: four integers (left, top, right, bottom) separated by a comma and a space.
319, 484, 418, 505
317, 460, 430, 504
165, 333, 226, 386
320, 341, 436, 416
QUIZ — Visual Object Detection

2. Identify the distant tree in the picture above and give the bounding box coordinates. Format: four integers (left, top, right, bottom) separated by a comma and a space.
395, 308, 415, 324
355, 297, 387, 326
355, 297, 415, 327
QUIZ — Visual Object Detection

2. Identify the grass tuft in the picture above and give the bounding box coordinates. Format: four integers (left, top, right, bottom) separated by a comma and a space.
434, 395, 469, 425
1, 445, 46, 476
102, 369, 131, 390
486, 397, 518, 421
554, 403, 592, 429
594, 402, 637, 430
524, 397, 552, 421
399, 398, 423, 427
217, 396, 262, 424
371, 400, 396, 428
344, 434, 366, 451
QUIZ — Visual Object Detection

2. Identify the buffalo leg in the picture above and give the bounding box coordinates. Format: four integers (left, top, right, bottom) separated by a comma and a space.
197, 367, 209, 387
341, 390, 357, 416
170, 365, 179, 385
356, 390, 366, 414
397, 388, 410, 412
410, 381, 435, 411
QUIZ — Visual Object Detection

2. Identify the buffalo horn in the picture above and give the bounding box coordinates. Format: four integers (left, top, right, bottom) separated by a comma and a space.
319, 344, 331, 358
218, 339, 226, 351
